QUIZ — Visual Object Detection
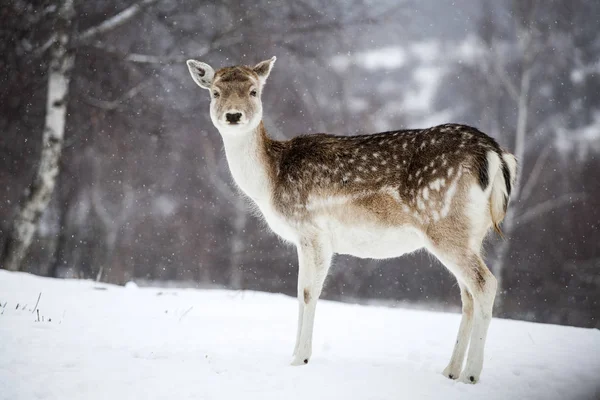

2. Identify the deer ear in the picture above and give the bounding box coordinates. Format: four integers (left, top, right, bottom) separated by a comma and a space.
252, 56, 276, 85
186, 60, 215, 90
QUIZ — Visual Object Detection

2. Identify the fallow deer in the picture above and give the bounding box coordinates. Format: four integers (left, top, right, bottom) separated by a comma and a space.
186, 56, 517, 384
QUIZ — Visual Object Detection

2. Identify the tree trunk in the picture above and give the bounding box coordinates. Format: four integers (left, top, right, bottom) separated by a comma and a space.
229, 199, 248, 289
48, 182, 71, 277
491, 31, 532, 310
1, 0, 75, 271
491, 211, 515, 314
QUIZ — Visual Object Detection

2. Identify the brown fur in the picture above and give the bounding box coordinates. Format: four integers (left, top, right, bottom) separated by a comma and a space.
257, 122, 508, 230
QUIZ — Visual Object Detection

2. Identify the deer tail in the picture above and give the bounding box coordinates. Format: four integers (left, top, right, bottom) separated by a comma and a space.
489, 150, 517, 236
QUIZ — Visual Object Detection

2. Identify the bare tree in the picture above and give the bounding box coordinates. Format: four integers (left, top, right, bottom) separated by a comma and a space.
1, 0, 160, 271
1, 0, 75, 271
471, 0, 588, 310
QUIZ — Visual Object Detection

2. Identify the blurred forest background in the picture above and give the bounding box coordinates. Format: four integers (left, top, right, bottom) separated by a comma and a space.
1, 0, 599, 328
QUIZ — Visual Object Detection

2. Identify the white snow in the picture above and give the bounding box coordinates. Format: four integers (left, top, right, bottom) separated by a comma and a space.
1, 270, 599, 400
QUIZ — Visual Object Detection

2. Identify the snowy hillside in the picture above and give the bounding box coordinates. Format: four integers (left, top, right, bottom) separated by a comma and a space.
1, 271, 599, 400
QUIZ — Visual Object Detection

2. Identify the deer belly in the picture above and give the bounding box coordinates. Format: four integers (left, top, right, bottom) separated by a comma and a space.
326, 222, 424, 259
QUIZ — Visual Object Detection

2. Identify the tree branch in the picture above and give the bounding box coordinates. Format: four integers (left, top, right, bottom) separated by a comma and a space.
515, 192, 587, 225
478, 38, 520, 104
78, 0, 161, 43
33, 34, 57, 57
80, 79, 153, 110
520, 144, 551, 202
89, 42, 211, 65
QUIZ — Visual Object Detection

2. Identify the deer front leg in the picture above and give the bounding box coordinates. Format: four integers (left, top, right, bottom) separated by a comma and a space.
292, 301, 304, 357
291, 237, 332, 366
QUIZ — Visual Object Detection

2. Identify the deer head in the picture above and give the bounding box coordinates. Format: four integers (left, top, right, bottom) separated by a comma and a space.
186, 57, 276, 135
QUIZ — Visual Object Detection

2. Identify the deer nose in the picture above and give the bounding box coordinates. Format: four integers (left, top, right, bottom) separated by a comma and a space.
225, 112, 243, 124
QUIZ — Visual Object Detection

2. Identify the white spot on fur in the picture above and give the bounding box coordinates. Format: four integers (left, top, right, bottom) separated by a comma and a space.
412, 211, 423, 223
429, 178, 446, 191
381, 186, 402, 203
441, 167, 461, 217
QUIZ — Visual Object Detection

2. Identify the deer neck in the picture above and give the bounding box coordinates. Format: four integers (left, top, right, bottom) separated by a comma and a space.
220, 121, 276, 205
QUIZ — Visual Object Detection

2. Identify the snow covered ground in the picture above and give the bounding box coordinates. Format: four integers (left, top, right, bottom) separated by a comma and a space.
1, 270, 599, 400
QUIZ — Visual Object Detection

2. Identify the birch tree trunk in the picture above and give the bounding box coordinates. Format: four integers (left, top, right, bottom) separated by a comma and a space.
491, 29, 533, 313
1, 0, 75, 271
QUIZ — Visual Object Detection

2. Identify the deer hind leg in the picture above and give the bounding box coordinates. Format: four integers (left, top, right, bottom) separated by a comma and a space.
442, 281, 474, 380
459, 255, 497, 383
427, 241, 496, 384
291, 236, 332, 366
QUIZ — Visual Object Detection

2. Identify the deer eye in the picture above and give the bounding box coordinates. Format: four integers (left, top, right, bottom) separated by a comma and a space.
213, 91, 220, 98
250, 89, 257, 97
